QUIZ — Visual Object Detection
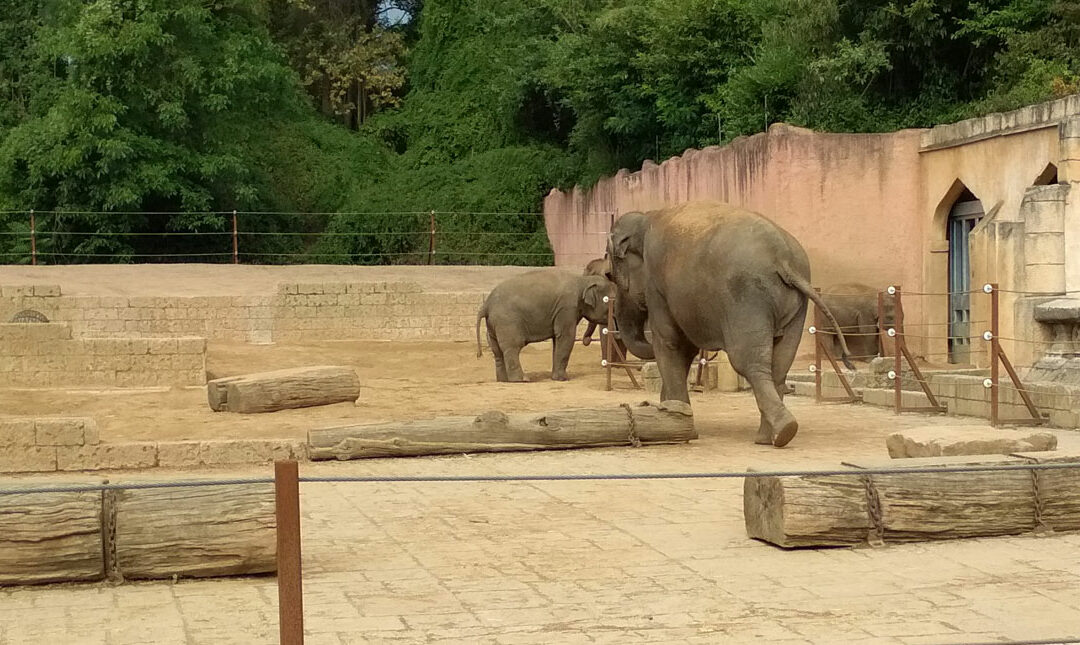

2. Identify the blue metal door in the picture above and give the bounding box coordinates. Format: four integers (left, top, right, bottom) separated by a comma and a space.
948, 200, 983, 364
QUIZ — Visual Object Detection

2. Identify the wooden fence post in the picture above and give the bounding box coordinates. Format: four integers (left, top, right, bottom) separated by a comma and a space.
893, 286, 903, 415
990, 283, 1000, 427
275, 460, 304, 645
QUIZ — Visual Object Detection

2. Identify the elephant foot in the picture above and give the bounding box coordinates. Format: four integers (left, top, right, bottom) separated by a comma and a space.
551, 374, 569, 382
754, 422, 773, 445
771, 411, 799, 448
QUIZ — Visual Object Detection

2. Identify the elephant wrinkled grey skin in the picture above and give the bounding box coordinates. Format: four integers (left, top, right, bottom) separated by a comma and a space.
476, 269, 612, 382
607, 201, 854, 447
818, 283, 895, 361
580, 256, 656, 360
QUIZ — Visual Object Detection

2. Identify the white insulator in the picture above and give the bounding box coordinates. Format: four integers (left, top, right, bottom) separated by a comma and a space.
603, 295, 610, 303
601, 359, 609, 367
887, 285, 897, 295
983, 331, 993, 341
808, 326, 817, 334
601, 327, 609, 335
887, 328, 896, 337
699, 358, 707, 366
808, 365, 817, 373
983, 378, 993, 389
887, 370, 897, 380
982, 284, 994, 294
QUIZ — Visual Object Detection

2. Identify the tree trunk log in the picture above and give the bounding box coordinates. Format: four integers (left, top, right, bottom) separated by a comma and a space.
743, 468, 872, 548
308, 400, 696, 460
0, 481, 104, 585
745, 454, 1080, 548
208, 366, 360, 414
112, 482, 276, 580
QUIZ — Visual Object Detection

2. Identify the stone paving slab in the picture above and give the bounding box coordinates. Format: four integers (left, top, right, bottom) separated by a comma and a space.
3, 399, 1080, 644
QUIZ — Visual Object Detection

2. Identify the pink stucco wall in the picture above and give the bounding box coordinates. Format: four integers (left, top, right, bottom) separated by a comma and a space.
543, 124, 929, 359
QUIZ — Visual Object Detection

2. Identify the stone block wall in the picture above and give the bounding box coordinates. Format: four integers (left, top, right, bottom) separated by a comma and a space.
1, 281, 486, 343
0, 323, 206, 387
0, 417, 99, 473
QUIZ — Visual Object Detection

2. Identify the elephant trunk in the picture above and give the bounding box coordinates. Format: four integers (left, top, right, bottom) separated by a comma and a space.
615, 297, 655, 360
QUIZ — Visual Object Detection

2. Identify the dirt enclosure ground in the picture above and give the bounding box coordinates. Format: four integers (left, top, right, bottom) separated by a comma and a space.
4, 265, 1080, 644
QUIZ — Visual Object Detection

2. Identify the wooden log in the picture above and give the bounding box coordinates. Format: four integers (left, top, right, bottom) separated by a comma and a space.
743, 467, 872, 548
207, 366, 360, 414
112, 481, 276, 580
0, 480, 104, 585
308, 400, 696, 460
844, 455, 1037, 543
1013, 450, 1080, 533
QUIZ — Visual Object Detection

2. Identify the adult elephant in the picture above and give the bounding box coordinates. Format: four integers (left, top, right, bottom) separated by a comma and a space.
818, 283, 895, 361
581, 256, 655, 360
607, 202, 853, 447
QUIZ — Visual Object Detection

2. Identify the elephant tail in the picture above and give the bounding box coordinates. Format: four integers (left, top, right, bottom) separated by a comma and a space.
475, 299, 488, 358
780, 267, 856, 371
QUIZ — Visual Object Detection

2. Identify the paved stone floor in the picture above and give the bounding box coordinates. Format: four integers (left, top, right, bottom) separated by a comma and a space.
3, 397, 1080, 644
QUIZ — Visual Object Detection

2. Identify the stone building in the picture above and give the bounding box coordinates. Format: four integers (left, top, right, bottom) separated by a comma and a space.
543, 94, 1080, 379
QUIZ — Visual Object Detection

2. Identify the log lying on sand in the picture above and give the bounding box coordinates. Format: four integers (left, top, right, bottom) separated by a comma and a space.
745, 453, 1080, 548
208, 366, 360, 413
886, 425, 1057, 458
0, 480, 105, 585
111, 481, 276, 580
308, 400, 696, 460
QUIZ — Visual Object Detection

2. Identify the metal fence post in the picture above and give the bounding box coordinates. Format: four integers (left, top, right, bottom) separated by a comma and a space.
893, 286, 904, 415
814, 289, 822, 402
232, 210, 239, 265
29, 209, 36, 266
428, 210, 436, 265
275, 460, 304, 645
990, 283, 1000, 427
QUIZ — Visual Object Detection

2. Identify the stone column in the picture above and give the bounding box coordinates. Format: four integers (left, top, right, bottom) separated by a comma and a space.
1060, 117, 1080, 293
1021, 185, 1067, 294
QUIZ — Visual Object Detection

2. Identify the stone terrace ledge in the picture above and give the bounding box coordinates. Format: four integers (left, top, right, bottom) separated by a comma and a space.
920, 94, 1080, 151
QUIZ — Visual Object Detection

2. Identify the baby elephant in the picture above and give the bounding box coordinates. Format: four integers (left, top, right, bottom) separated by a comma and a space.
476, 269, 612, 382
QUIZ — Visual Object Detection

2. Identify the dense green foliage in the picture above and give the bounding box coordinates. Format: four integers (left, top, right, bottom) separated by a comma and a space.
1, 0, 1079, 264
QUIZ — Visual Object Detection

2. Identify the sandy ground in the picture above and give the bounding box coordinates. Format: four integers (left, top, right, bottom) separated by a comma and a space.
0, 339, 1034, 446
0, 264, 537, 296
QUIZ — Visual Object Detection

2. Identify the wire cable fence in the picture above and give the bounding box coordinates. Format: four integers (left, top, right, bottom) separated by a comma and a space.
0, 209, 615, 266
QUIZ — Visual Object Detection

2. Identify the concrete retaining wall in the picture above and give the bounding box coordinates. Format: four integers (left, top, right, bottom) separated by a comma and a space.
1, 281, 485, 343
0, 323, 206, 387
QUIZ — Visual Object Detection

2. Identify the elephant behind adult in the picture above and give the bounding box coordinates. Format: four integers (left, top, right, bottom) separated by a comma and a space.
607, 201, 853, 447
475, 269, 611, 382
580, 257, 655, 360
817, 283, 895, 361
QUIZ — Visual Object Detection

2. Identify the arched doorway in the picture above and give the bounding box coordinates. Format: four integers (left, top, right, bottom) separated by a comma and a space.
947, 188, 984, 364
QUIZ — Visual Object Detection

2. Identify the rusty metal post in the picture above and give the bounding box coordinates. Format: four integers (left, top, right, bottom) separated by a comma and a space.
231, 210, 239, 264
29, 209, 37, 266
275, 460, 304, 645
604, 294, 613, 392
814, 289, 822, 402
877, 291, 887, 357
990, 283, 1000, 427
428, 210, 436, 265
893, 286, 904, 415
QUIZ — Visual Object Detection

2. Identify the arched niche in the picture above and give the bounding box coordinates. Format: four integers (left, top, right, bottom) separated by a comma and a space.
1033, 163, 1059, 186
934, 181, 984, 365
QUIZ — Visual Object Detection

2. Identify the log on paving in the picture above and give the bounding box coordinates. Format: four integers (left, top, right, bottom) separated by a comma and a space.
886, 425, 1057, 458
110, 480, 277, 580
744, 453, 1080, 548
0, 479, 105, 585
207, 365, 360, 413
308, 400, 696, 460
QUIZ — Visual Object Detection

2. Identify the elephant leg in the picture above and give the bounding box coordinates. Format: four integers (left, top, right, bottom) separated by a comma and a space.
501, 336, 528, 382
551, 331, 574, 381
763, 307, 807, 447
649, 310, 696, 404
487, 328, 508, 382
728, 329, 798, 448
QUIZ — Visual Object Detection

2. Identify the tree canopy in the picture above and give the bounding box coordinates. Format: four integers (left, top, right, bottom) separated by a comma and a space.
1, 0, 1077, 264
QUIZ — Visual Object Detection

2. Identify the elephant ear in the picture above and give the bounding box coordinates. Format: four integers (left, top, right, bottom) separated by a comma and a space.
609, 212, 646, 259
582, 278, 606, 309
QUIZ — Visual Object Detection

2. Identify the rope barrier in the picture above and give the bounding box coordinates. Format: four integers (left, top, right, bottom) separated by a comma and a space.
5, 463, 1080, 497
